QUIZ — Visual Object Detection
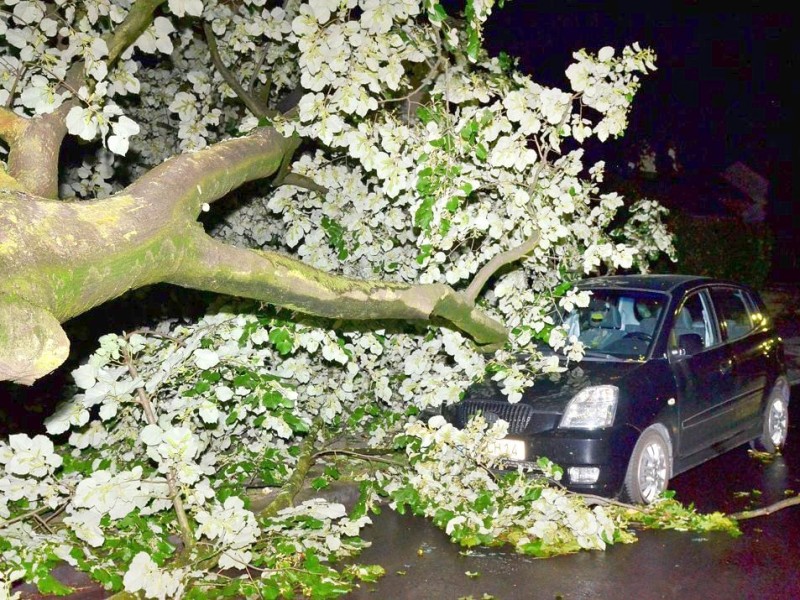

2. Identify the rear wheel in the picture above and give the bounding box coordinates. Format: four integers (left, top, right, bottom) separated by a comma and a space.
622, 426, 671, 504
751, 379, 790, 453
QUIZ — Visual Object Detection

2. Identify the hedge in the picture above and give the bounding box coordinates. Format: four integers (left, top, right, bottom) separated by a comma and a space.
655, 212, 773, 289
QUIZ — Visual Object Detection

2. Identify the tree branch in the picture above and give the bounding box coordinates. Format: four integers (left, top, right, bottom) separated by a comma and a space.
313, 449, 405, 467
0, 293, 69, 385
1, 123, 508, 383
123, 343, 194, 550
0, 106, 26, 144
276, 172, 329, 195
730, 495, 800, 521
260, 421, 322, 518
5, 106, 70, 197
464, 231, 540, 303
167, 230, 508, 349
269, 134, 301, 187
124, 126, 296, 217
203, 22, 274, 119
4, 1, 166, 197
106, 0, 168, 67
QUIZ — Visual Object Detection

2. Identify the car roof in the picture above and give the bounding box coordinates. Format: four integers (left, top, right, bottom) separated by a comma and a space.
575, 274, 739, 295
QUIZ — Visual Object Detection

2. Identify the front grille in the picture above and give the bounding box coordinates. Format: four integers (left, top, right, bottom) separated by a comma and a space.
451, 400, 534, 435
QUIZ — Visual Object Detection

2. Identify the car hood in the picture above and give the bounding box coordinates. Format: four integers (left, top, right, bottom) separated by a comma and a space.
453, 359, 648, 435
467, 359, 645, 414
521, 360, 644, 411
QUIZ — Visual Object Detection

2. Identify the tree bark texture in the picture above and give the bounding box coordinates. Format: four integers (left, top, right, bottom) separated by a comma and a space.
0, 2, 509, 386
0, 124, 508, 385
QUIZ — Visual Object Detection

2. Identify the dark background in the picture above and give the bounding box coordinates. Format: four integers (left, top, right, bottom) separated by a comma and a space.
477, 2, 796, 276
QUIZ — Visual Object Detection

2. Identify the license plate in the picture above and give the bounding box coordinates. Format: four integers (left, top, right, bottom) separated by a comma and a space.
489, 438, 526, 461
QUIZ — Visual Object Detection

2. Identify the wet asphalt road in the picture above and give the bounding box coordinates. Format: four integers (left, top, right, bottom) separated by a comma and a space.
346, 388, 800, 600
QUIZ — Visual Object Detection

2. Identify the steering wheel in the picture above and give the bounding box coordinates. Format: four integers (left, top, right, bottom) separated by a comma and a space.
624, 331, 653, 342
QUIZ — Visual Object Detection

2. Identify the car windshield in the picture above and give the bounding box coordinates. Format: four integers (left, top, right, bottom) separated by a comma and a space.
563, 288, 669, 359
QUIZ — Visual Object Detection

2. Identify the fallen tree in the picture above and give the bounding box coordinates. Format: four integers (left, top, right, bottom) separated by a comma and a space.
0, 119, 507, 384
0, 0, 506, 384
0, 1, 684, 597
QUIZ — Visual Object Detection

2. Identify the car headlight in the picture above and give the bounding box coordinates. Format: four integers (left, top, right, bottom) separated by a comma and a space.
559, 385, 618, 429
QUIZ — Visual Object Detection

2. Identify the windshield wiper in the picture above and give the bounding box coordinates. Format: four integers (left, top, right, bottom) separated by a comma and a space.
582, 349, 625, 361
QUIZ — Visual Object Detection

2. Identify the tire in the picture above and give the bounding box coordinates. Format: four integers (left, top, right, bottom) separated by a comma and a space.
751, 378, 790, 453
622, 426, 672, 504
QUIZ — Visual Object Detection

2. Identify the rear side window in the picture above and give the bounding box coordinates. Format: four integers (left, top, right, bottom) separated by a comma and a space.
744, 290, 769, 329
711, 287, 754, 341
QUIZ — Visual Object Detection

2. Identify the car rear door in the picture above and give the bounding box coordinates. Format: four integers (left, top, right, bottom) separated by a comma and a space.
708, 286, 766, 435
670, 289, 734, 457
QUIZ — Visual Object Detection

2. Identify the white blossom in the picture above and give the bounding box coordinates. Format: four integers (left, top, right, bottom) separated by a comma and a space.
1, 435, 62, 477
123, 552, 185, 600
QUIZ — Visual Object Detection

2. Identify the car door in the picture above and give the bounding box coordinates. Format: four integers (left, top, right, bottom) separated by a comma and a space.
709, 286, 766, 434
670, 289, 734, 458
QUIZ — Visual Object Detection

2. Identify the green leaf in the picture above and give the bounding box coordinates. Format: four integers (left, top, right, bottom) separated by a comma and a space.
36, 574, 73, 596
473, 491, 493, 512
534, 324, 554, 343
497, 51, 513, 71
416, 167, 433, 194
345, 564, 386, 583
429, 134, 454, 150
233, 371, 258, 389
522, 487, 543, 502
520, 539, 548, 557
282, 412, 310, 433
459, 120, 478, 143
262, 390, 288, 409
202, 370, 222, 383
268, 328, 294, 355
429, 2, 448, 22
416, 106, 433, 123
552, 281, 573, 297
466, 29, 480, 61
414, 198, 435, 231
416, 244, 433, 265
322, 216, 349, 260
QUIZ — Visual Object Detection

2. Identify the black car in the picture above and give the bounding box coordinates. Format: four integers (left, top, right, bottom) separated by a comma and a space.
447, 275, 790, 503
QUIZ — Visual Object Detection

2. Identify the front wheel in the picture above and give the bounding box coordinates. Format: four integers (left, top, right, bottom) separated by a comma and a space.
622, 426, 671, 504
752, 379, 790, 453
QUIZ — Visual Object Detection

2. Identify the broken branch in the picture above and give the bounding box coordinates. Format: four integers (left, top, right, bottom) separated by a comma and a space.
464, 231, 540, 303
730, 495, 800, 521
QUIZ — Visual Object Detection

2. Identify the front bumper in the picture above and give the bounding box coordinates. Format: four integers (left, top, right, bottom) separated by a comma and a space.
501, 424, 639, 496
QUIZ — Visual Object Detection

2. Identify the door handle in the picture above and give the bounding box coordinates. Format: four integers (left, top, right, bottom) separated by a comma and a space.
719, 359, 733, 375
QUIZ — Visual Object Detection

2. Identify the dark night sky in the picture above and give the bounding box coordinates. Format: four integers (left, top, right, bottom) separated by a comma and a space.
480, 3, 796, 222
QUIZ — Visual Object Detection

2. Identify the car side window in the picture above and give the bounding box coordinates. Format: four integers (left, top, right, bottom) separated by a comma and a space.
711, 287, 755, 341
670, 292, 717, 354
743, 290, 769, 330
